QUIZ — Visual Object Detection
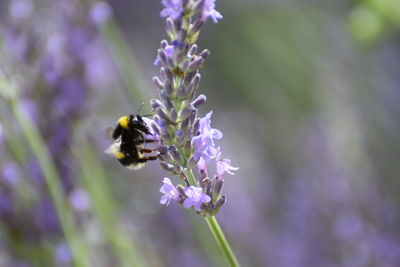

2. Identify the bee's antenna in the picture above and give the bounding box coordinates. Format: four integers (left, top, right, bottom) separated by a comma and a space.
136, 103, 145, 115
135, 103, 153, 118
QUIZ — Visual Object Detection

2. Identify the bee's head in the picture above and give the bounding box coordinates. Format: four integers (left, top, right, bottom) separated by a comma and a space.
133, 114, 151, 135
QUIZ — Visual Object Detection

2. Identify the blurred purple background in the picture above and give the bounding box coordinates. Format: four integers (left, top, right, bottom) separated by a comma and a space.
1, 0, 400, 266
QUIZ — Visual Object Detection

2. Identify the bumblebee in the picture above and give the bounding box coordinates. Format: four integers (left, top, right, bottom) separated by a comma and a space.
107, 114, 158, 170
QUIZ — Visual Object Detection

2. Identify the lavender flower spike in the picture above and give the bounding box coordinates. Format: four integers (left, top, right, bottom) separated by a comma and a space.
152, 0, 235, 217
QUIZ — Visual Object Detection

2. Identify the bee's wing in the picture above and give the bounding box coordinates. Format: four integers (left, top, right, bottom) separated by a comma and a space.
104, 127, 121, 155
104, 140, 120, 155
93, 127, 116, 141
106, 127, 115, 140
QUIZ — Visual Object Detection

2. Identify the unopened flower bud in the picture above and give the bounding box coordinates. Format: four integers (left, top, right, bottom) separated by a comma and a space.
192, 94, 206, 108
150, 122, 161, 135
176, 129, 184, 144
157, 49, 168, 66
161, 39, 169, 49
150, 98, 164, 111
172, 165, 183, 173
181, 117, 190, 132
177, 84, 187, 99
172, 40, 187, 64
165, 17, 176, 35
158, 153, 172, 163
152, 76, 164, 90
199, 49, 210, 60
212, 178, 224, 197
159, 90, 173, 109
193, 0, 206, 11
181, 60, 189, 73
170, 109, 178, 122
192, 119, 200, 135
157, 118, 168, 134
166, 56, 174, 68
183, 72, 195, 88
161, 129, 172, 142
156, 107, 169, 121
189, 109, 197, 124
160, 162, 175, 172
187, 154, 200, 169
179, 105, 195, 120
164, 79, 173, 96
188, 56, 204, 71
185, 128, 193, 141
199, 169, 207, 180
160, 67, 167, 80
214, 195, 226, 211
153, 115, 161, 124
184, 141, 192, 157
188, 44, 198, 57
157, 146, 168, 155
168, 145, 183, 163
201, 178, 212, 195
165, 68, 173, 80
187, 73, 201, 95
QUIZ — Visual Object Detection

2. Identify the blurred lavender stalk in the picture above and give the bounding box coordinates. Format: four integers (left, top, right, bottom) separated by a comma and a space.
148, 0, 239, 266
10, 95, 90, 267
99, 18, 149, 107
79, 143, 146, 267
1, 0, 94, 265
0, 0, 143, 265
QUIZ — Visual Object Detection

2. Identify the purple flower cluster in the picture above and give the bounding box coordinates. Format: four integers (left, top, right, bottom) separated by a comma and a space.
161, 0, 222, 23
160, 177, 212, 212
160, 0, 184, 20
151, 0, 236, 216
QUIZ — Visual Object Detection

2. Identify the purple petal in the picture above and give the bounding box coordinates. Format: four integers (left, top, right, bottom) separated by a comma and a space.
160, 195, 169, 205
201, 194, 211, 203
194, 202, 203, 211
211, 129, 223, 139
183, 198, 194, 209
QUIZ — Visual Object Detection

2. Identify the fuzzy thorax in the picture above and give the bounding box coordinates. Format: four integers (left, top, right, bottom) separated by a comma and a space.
117, 115, 130, 129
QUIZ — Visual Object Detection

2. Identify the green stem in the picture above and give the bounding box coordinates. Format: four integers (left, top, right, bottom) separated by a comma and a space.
184, 170, 240, 267
205, 216, 240, 267
184, 168, 198, 185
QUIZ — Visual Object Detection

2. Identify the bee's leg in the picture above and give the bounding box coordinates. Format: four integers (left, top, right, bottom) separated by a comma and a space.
146, 155, 159, 161
132, 137, 145, 145
144, 139, 158, 143
137, 155, 159, 162
139, 148, 156, 154
132, 138, 158, 145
